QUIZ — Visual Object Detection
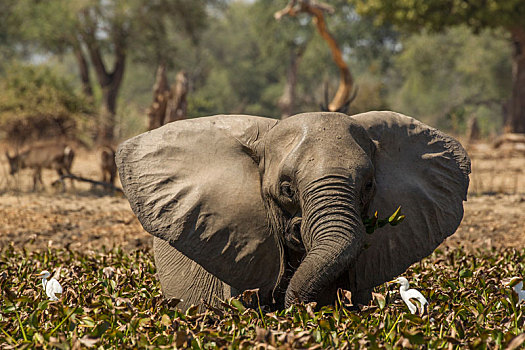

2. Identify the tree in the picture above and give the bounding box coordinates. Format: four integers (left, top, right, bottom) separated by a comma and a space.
0, 64, 93, 145
146, 64, 170, 130
387, 27, 511, 135
188, 1, 298, 117
10, 0, 213, 143
187, 0, 398, 119
0, 0, 21, 70
350, 0, 525, 134
275, 0, 355, 113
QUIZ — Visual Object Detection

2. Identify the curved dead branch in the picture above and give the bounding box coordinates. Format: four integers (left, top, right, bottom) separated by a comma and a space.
275, 0, 354, 112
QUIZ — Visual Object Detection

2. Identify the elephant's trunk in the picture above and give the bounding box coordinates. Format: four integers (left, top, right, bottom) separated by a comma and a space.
285, 175, 364, 307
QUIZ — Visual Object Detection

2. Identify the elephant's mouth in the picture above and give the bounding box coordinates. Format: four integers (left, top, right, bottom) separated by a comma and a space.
316, 271, 353, 306
285, 216, 303, 252
278, 250, 354, 308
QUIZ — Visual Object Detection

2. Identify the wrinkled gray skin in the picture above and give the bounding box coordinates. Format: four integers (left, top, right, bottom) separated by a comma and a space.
116, 112, 470, 310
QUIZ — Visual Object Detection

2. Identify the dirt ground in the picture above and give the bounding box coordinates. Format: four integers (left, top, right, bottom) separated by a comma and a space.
0, 142, 524, 252
0, 147, 151, 252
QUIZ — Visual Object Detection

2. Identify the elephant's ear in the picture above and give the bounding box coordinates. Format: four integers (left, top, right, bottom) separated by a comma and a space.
352, 111, 470, 291
116, 115, 281, 297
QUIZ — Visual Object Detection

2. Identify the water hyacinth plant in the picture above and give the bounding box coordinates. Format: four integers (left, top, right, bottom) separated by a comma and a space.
0, 244, 524, 348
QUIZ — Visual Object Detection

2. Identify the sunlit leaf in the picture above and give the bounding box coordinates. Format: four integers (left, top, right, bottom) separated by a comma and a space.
230, 299, 246, 313
372, 292, 386, 310
161, 314, 171, 327
459, 269, 473, 278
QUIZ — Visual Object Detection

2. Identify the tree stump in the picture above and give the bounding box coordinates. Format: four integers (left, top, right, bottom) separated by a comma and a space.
467, 117, 481, 144
147, 64, 170, 130
165, 70, 189, 124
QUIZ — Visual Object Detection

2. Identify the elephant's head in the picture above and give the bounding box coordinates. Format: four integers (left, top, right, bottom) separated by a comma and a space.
116, 112, 470, 308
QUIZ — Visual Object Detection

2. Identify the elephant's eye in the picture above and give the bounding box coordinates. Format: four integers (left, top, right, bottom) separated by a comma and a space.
280, 182, 295, 198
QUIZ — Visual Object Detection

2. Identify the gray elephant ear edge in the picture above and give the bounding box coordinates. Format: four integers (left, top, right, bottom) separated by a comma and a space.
115, 135, 156, 235
350, 111, 471, 291
115, 115, 282, 299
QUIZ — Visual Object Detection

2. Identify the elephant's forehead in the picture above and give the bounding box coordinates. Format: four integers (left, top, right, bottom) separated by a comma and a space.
269, 113, 371, 155
275, 112, 367, 139
265, 114, 374, 178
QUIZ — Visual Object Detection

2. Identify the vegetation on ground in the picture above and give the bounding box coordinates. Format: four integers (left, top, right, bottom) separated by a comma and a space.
1, 244, 523, 348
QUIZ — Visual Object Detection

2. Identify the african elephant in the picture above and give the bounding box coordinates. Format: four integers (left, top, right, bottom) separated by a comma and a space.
116, 111, 470, 310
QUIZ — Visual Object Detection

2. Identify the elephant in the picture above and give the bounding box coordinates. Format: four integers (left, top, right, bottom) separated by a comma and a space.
116, 111, 470, 310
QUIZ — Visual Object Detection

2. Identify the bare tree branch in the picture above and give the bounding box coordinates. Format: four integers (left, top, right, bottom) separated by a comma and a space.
72, 36, 93, 98
275, 0, 354, 112
79, 9, 110, 86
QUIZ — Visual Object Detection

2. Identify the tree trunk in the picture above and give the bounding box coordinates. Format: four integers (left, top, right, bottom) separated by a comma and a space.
99, 86, 119, 142
466, 116, 480, 144
279, 48, 303, 119
97, 68, 124, 143
165, 70, 189, 124
506, 27, 525, 134
309, 6, 354, 112
80, 11, 126, 143
72, 40, 93, 99
97, 61, 125, 143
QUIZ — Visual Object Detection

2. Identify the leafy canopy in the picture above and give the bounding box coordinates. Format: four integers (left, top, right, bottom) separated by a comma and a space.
188, 0, 400, 118
0, 65, 94, 143
388, 26, 511, 134
350, 0, 525, 32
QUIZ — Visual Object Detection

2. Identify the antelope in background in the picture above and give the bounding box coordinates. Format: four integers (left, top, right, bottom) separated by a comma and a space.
5, 143, 75, 191
100, 145, 116, 186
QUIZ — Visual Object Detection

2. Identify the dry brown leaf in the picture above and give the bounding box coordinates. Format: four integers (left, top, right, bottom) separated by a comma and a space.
174, 331, 188, 348
78, 335, 99, 348
255, 326, 271, 343
241, 288, 260, 304
305, 302, 317, 318
506, 333, 525, 350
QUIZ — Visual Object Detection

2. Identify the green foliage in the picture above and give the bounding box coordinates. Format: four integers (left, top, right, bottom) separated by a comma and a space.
188, 0, 299, 117
350, 0, 524, 135
318, 0, 400, 74
187, 0, 399, 119
12, 0, 78, 54
387, 26, 511, 134
363, 206, 405, 234
0, 0, 517, 138
127, 0, 222, 67
0, 0, 23, 70
1, 245, 523, 348
350, 0, 525, 33
11, 0, 212, 61
0, 64, 94, 143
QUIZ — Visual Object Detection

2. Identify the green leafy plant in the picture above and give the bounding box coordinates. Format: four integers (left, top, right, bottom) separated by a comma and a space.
0, 245, 523, 348
0, 64, 94, 144
363, 206, 406, 234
